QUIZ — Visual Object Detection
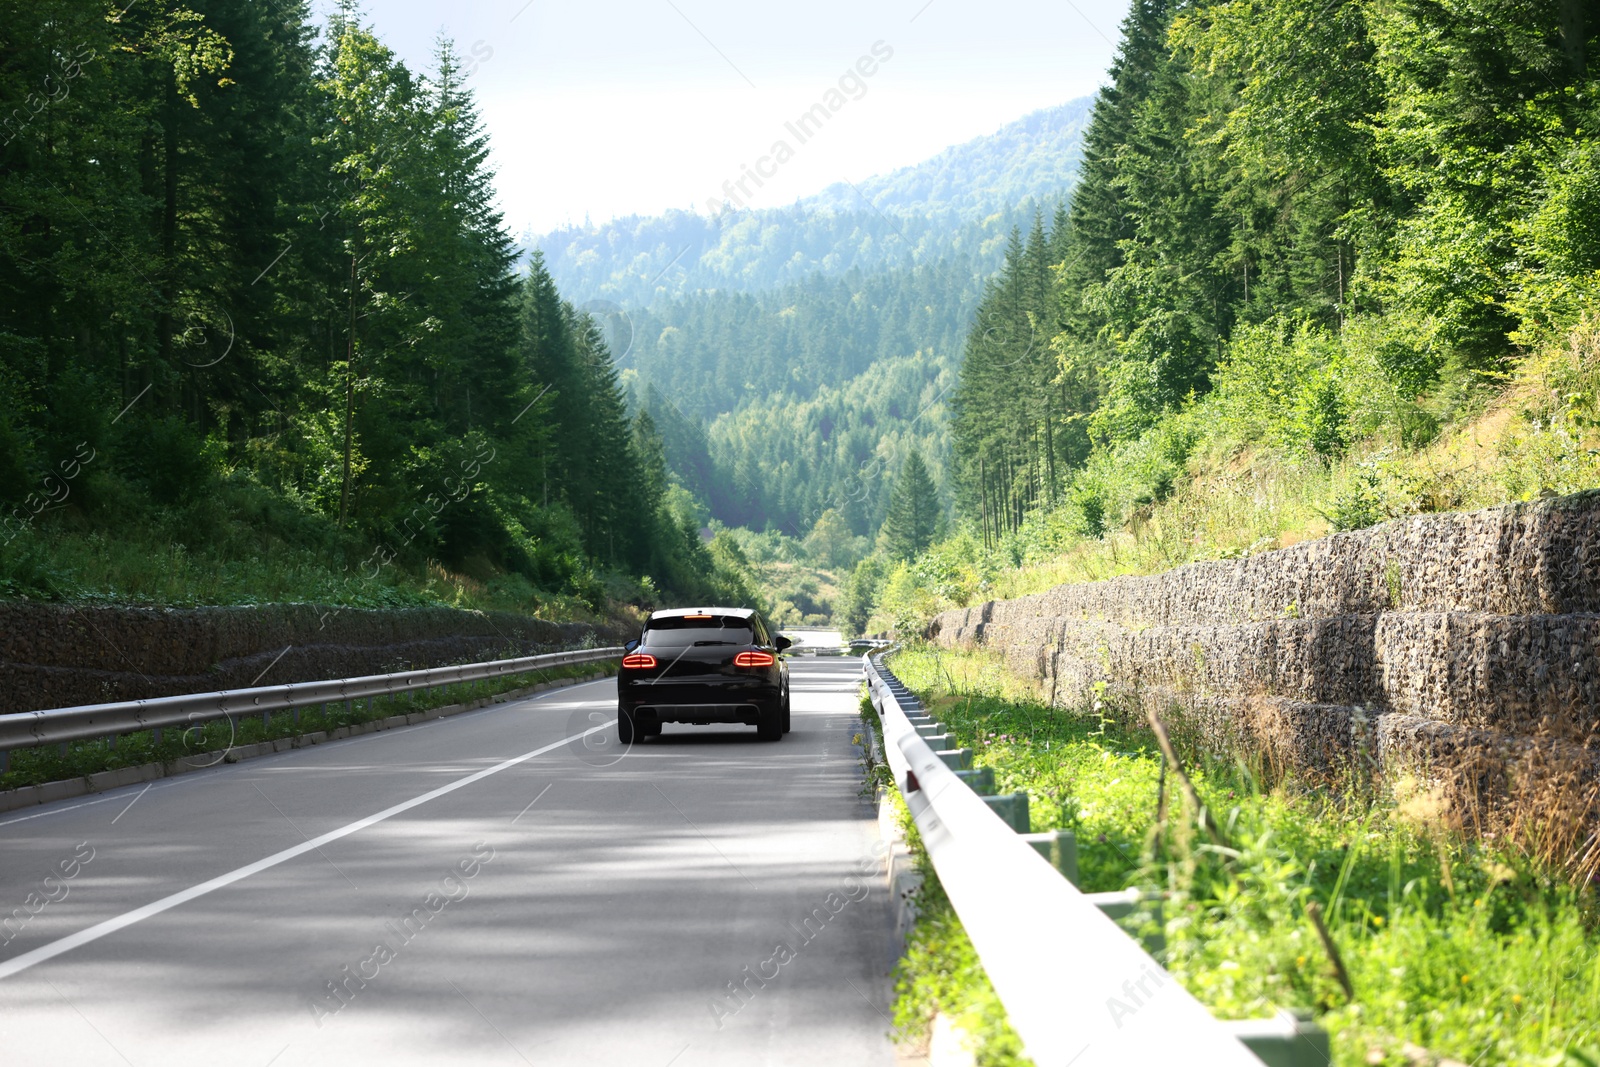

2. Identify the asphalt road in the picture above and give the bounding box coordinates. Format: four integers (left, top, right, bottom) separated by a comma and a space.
0, 658, 897, 1067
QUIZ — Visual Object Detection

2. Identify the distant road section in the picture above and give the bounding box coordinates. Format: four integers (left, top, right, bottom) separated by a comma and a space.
0, 661, 895, 1067
779, 628, 846, 651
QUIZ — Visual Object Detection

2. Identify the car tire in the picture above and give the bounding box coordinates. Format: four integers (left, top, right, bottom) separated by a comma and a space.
781, 689, 791, 734
617, 705, 637, 744
756, 706, 782, 742
641, 716, 661, 738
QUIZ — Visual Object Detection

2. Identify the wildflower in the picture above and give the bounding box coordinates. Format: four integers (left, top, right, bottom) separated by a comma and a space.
1511, 993, 1523, 1005
1460, 974, 1471, 984
1371, 915, 1385, 927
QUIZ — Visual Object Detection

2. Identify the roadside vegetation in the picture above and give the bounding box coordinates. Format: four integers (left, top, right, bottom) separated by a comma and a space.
838, 0, 1600, 636
849, 321, 1600, 632
854, 8, 1600, 1058
885, 646, 1600, 1067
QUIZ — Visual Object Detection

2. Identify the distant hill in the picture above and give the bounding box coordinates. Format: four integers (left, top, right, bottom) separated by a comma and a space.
527, 98, 1092, 306
796, 97, 1092, 222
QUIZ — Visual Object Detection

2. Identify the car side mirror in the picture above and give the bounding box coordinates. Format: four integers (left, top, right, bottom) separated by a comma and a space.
625, 639, 639, 653
775, 635, 792, 651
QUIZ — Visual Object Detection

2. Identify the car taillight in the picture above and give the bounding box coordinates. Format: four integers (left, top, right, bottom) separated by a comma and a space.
622, 653, 657, 669
733, 651, 775, 667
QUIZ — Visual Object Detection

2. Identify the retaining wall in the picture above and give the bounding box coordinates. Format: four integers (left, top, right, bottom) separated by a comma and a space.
0, 603, 627, 713
928, 491, 1600, 814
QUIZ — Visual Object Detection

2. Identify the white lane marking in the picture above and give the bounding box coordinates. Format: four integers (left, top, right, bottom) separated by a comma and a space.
109, 784, 151, 825
0, 794, 122, 828
0, 677, 615, 828
0, 722, 609, 982
511, 782, 553, 823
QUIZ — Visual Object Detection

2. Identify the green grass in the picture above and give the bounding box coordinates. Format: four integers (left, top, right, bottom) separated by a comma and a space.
0, 473, 607, 621
885, 645, 1600, 1067
1, 661, 613, 792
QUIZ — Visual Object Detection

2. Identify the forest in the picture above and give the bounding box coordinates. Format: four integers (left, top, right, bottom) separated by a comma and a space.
7, 0, 1595, 637
848, 0, 1600, 634
620, 260, 982, 536
0, 1, 759, 617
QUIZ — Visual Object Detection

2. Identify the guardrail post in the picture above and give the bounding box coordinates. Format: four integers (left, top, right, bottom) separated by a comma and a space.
1020, 830, 1079, 884
935, 747, 973, 771
1085, 888, 1166, 956
955, 766, 995, 794
1223, 1010, 1330, 1067
982, 792, 1030, 832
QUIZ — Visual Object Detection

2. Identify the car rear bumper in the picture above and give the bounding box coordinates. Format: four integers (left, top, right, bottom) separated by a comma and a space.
633, 702, 766, 725
620, 679, 780, 724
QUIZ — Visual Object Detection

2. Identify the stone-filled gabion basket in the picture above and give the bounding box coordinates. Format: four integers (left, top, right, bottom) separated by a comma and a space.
928, 491, 1600, 876
0, 603, 629, 714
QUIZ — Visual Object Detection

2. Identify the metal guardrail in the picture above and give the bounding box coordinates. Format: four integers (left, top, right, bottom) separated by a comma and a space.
864, 652, 1328, 1067
0, 646, 623, 765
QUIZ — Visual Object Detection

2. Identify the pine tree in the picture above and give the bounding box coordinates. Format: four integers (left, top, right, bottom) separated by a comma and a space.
882, 450, 939, 561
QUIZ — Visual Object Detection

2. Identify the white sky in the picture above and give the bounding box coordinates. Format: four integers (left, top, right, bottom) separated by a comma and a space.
325, 1, 1132, 235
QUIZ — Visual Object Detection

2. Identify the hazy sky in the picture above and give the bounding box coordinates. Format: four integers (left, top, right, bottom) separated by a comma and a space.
320, 1, 1133, 235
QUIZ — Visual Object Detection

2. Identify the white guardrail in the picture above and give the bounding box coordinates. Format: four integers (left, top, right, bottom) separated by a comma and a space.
864, 652, 1328, 1067
0, 646, 623, 767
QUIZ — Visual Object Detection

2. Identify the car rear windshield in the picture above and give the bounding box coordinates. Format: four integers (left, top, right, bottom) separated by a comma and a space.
643, 615, 755, 647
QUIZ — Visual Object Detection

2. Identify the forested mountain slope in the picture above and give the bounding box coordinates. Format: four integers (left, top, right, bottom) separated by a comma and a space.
0, 2, 759, 617
852, 0, 1600, 641
529, 99, 1092, 305
798, 97, 1091, 222
532, 102, 1093, 550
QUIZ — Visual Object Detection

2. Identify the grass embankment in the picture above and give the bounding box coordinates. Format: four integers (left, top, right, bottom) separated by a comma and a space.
0, 661, 613, 793
883, 646, 1600, 1067
868, 323, 1600, 632
0, 472, 636, 621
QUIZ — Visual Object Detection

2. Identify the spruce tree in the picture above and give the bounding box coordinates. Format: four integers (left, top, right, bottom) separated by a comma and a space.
882, 450, 939, 561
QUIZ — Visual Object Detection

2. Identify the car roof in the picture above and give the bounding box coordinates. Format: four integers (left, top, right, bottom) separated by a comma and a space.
647, 606, 757, 621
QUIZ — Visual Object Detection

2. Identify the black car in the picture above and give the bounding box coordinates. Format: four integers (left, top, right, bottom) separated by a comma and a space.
616, 607, 791, 743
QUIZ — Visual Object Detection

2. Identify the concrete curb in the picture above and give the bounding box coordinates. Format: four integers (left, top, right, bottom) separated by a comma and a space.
880, 793, 923, 953
863, 689, 961, 1067
0, 670, 612, 816
861, 693, 923, 954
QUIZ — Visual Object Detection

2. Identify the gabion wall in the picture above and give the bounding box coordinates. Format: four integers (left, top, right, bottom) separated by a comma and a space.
0, 603, 626, 713
928, 491, 1600, 802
